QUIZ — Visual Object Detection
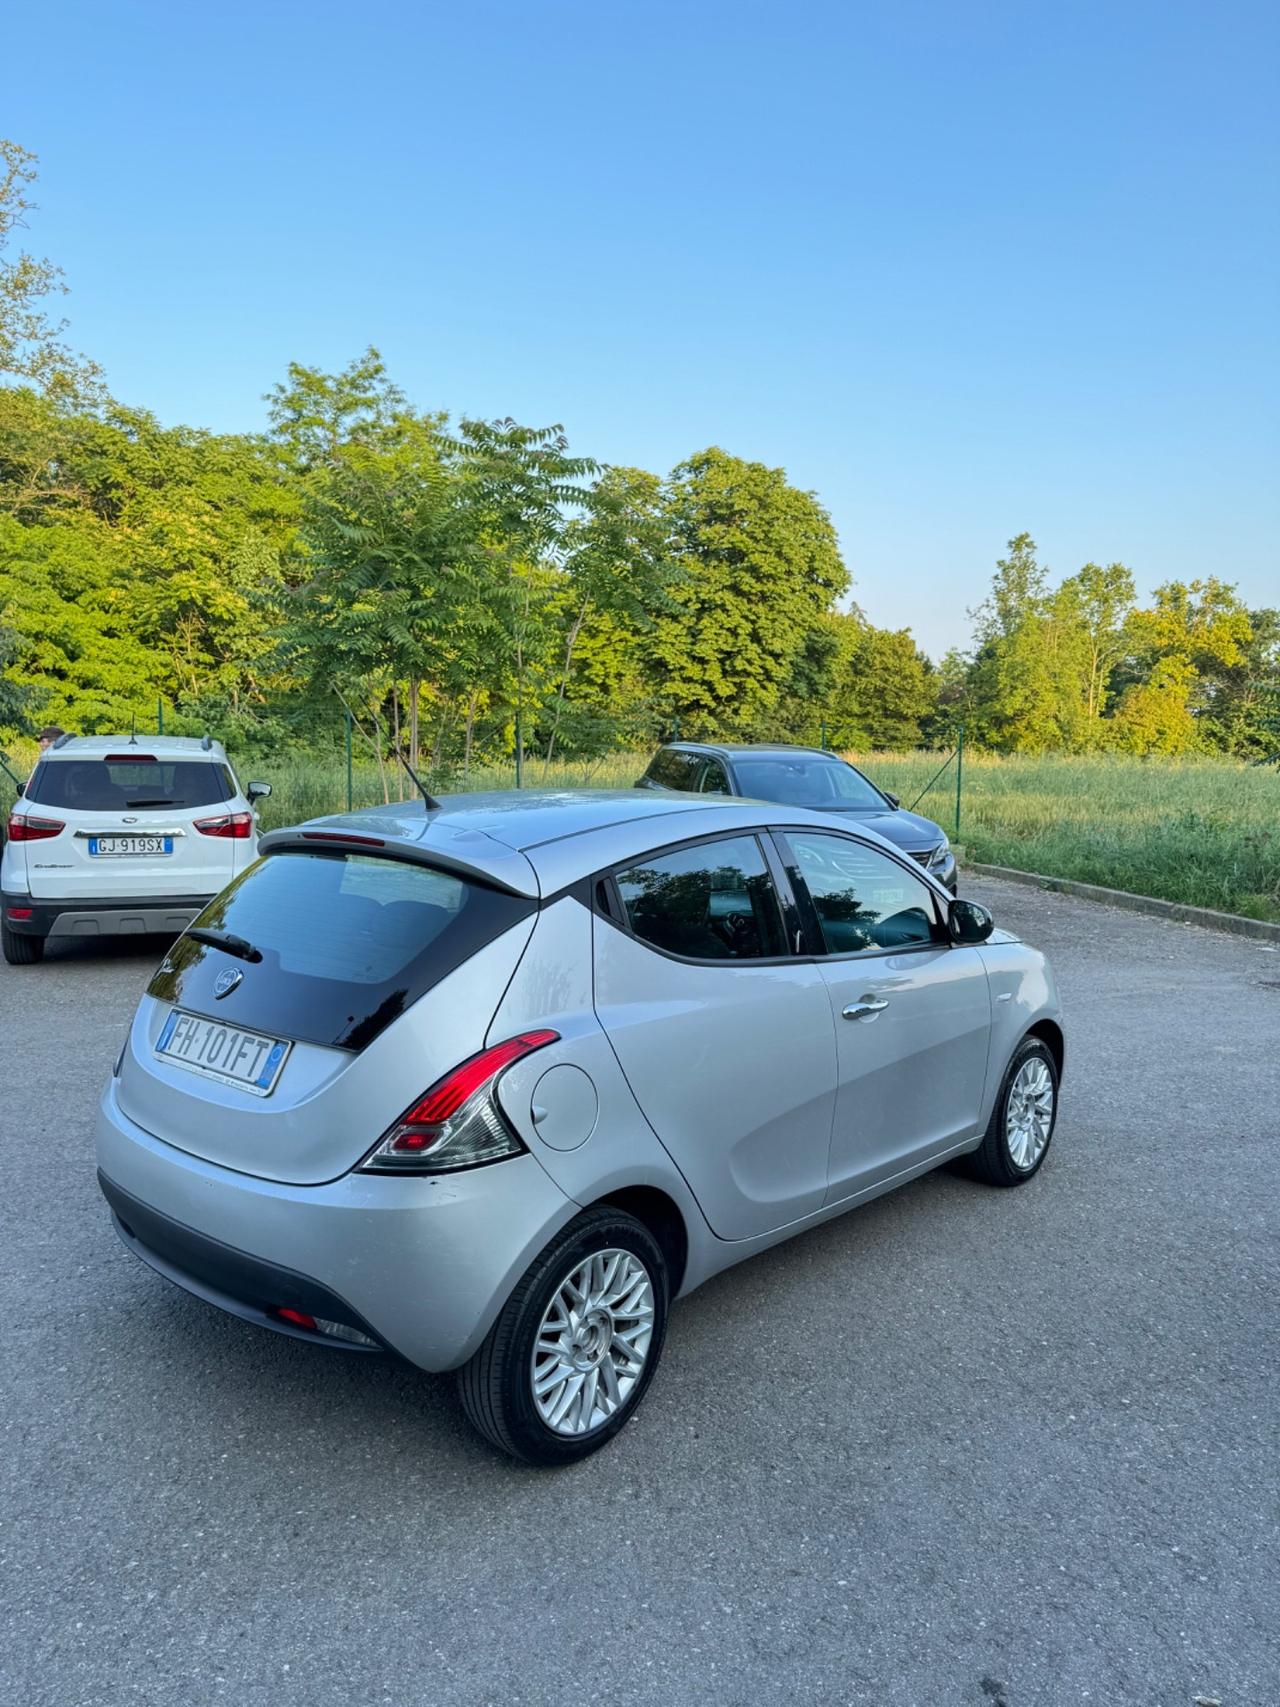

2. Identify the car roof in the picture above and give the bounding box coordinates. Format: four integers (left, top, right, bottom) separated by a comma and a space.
664, 742, 836, 761
260, 788, 910, 899
40, 735, 228, 761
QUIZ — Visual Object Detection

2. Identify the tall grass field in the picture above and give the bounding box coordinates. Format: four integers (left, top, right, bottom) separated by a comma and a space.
253, 749, 1280, 925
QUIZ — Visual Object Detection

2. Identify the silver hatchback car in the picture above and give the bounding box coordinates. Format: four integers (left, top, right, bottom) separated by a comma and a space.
96, 790, 1064, 1464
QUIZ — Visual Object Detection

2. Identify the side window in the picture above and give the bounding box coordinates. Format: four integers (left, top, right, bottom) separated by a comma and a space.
613, 835, 787, 961
648, 749, 695, 790
781, 832, 940, 955
696, 758, 731, 794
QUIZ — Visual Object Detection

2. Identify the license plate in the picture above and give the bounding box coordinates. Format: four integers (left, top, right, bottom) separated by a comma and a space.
155, 1009, 291, 1096
90, 835, 173, 857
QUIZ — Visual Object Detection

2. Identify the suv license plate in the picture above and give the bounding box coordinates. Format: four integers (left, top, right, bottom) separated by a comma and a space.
156, 1010, 291, 1096
90, 835, 173, 856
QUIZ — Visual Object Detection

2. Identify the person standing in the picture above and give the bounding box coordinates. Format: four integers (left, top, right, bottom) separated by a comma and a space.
36, 725, 66, 753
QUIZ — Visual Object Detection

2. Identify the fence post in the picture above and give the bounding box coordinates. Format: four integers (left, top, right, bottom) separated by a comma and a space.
157, 699, 164, 736
345, 710, 354, 812
954, 724, 964, 839
514, 706, 524, 789
672, 714, 680, 743
819, 719, 827, 751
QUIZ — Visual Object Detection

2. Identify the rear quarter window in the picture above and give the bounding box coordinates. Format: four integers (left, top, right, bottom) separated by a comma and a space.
647, 749, 700, 790
148, 850, 535, 1050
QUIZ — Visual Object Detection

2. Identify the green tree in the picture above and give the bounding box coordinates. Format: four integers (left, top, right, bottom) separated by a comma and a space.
966, 534, 1069, 751
0, 140, 104, 404
843, 622, 938, 748
284, 417, 465, 774
1111, 578, 1253, 754
0, 611, 34, 733
265, 347, 409, 475
1054, 561, 1136, 723
544, 464, 671, 761
452, 417, 597, 780
653, 448, 849, 737
1203, 607, 1280, 758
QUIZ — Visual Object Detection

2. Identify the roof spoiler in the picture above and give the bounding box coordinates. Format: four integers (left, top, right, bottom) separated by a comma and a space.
257, 823, 539, 899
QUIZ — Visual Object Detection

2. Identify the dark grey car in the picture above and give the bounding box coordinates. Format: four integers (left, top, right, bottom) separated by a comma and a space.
637, 744, 958, 892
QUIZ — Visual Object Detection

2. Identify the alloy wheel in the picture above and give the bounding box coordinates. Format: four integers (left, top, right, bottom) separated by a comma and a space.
1005, 1056, 1055, 1170
531, 1249, 655, 1437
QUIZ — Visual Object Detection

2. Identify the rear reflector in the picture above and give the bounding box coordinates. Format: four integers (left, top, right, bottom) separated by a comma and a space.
194, 811, 253, 839
275, 1308, 317, 1331
273, 1306, 377, 1347
6, 814, 64, 842
6, 907, 33, 921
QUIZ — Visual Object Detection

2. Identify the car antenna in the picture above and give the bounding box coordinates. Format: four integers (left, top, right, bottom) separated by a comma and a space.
129, 714, 138, 746
394, 749, 442, 812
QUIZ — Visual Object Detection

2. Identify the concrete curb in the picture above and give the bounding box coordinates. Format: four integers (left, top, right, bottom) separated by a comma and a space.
965, 862, 1280, 947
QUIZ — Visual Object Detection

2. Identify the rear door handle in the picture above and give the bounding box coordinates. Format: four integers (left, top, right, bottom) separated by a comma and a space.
843, 997, 889, 1021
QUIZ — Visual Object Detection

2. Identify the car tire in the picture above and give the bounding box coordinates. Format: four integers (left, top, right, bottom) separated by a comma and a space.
2, 923, 44, 965
961, 1034, 1059, 1187
458, 1205, 669, 1466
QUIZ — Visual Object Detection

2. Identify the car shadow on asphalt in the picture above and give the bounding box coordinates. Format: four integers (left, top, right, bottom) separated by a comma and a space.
98, 1155, 1019, 1488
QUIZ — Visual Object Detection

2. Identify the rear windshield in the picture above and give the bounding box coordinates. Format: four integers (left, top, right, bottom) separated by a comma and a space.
27, 758, 236, 812
147, 850, 535, 1051
732, 757, 887, 810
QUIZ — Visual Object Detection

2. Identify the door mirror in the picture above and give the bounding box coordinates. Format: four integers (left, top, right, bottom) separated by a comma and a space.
948, 897, 994, 944
882, 791, 900, 808
246, 780, 272, 803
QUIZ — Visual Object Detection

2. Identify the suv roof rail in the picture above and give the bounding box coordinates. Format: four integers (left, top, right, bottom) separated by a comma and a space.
52, 732, 75, 750
201, 733, 212, 751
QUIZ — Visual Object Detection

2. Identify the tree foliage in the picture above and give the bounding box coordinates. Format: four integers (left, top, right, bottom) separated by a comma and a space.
1, 140, 104, 404
653, 448, 848, 737
2, 143, 1276, 766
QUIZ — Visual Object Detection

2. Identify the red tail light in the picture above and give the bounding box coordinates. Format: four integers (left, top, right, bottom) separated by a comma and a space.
7, 814, 64, 842
361, 1030, 560, 1172
194, 811, 253, 839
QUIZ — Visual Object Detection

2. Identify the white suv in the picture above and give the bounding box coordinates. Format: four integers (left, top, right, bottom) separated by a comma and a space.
1, 735, 269, 965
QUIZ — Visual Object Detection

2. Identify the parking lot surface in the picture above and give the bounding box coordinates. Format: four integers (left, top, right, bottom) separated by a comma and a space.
3, 875, 1278, 1707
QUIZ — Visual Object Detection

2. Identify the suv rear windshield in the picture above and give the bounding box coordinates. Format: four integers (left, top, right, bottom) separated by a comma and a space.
147, 850, 535, 1051
27, 758, 236, 812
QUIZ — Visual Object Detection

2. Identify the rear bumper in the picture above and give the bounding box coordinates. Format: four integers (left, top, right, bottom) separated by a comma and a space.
95, 1077, 578, 1372
99, 1173, 390, 1354
3, 891, 212, 939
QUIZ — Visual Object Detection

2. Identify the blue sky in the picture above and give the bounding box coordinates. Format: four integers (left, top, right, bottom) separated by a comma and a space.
7, 0, 1277, 658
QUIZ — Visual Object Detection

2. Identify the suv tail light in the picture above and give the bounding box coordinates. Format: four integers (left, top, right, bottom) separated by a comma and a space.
7, 813, 64, 842
194, 811, 253, 839
360, 1030, 559, 1173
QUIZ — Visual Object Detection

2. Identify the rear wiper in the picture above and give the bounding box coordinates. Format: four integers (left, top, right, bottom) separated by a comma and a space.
185, 926, 263, 964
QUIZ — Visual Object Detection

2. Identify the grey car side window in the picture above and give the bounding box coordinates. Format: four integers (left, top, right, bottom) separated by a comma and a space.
649, 749, 699, 790
696, 759, 731, 794
614, 834, 787, 961
782, 832, 940, 955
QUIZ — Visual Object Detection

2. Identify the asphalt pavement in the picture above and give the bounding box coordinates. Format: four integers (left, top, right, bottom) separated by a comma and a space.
3, 875, 1278, 1707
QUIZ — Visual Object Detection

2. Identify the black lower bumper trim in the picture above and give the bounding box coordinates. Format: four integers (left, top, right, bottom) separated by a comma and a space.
98, 1170, 390, 1355
3, 892, 214, 937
